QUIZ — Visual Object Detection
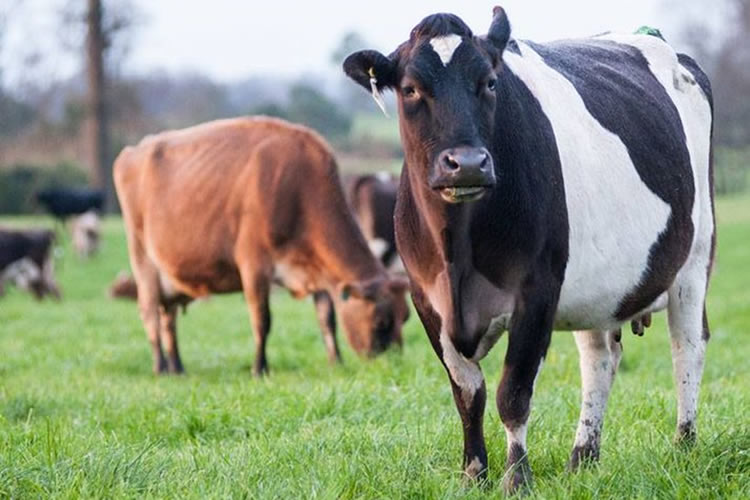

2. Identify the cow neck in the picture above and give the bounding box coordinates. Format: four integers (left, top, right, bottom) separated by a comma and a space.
401, 160, 479, 340
313, 201, 386, 291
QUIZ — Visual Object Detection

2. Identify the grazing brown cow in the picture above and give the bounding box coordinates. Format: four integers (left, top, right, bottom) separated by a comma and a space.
0, 228, 60, 299
114, 117, 409, 375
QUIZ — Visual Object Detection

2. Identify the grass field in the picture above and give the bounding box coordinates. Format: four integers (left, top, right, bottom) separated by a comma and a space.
1, 194, 748, 499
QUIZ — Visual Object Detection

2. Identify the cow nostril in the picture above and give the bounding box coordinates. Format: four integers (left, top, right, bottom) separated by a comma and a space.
444, 155, 460, 171
479, 154, 489, 170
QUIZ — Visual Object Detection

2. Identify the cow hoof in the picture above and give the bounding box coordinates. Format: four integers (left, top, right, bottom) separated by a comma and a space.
153, 358, 168, 375
568, 444, 600, 471
168, 364, 185, 375
252, 365, 269, 378
463, 456, 488, 483
502, 457, 532, 495
674, 422, 697, 447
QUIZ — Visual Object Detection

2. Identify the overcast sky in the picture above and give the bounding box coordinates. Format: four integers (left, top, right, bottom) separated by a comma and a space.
3, 0, 681, 85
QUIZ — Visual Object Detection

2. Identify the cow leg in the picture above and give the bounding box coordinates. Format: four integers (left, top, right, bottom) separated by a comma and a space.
496, 281, 557, 493
135, 266, 166, 374
448, 367, 488, 481
568, 329, 622, 470
159, 304, 184, 374
667, 261, 710, 443
313, 291, 341, 363
241, 270, 272, 377
437, 333, 488, 480
411, 287, 488, 481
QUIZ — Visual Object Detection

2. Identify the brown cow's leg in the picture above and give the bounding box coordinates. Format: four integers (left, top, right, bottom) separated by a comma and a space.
313, 291, 341, 363
136, 268, 166, 374
496, 278, 557, 494
127, 235, 167, 375
241, 271, 272, 377
159, 304, 184, 374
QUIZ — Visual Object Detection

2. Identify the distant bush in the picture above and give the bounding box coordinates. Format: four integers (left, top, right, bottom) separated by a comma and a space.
0, 162, 89, 214
714, 147, 749, 196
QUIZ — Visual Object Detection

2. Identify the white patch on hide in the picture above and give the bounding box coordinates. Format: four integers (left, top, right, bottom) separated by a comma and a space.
504, 43, 672, 331
430, 35, 462, 66
440, 328, 484, 406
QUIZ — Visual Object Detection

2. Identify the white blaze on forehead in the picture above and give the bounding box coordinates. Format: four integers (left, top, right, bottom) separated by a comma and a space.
429, 34, 462, 66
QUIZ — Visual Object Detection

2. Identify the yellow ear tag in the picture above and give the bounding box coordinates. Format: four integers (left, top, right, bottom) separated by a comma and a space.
368, 67, 389, 117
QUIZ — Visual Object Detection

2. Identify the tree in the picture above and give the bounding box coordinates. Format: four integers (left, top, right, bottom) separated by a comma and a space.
87, 0, 112, 211
59, 0, 139, 211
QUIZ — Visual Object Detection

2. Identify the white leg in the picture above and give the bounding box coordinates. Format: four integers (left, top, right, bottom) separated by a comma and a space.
667, 265, 709, 442
569, 329, 620, 469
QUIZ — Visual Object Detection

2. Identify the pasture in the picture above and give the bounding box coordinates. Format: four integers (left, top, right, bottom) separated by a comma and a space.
1, 194, 748, 499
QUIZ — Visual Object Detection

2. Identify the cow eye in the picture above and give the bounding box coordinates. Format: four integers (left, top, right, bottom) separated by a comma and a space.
487, 78, 497, 92
402, 85, 420, 100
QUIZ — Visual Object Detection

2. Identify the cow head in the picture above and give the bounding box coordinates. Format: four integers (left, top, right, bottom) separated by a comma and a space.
335, 276, 410, 356
344, 7, 511, 204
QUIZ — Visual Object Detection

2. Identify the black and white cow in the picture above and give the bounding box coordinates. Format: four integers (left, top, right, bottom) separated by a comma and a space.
344, 7, 714, 492
0, 229, 61, 299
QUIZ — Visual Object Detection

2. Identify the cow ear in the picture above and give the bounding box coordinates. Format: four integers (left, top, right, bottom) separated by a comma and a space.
487, 6, 511, 52
340, 282, 365, 301
343, 50, 397, 92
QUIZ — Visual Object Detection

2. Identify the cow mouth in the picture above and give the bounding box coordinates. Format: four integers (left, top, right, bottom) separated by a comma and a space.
438, 186, 488, 203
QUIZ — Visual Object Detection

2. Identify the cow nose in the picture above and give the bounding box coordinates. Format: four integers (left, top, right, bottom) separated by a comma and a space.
439, 148, 490, 173
429, 147, 496, 199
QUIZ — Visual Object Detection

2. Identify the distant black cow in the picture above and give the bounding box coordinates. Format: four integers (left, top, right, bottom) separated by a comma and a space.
0, 229, 61, 299
36, 187, 104, 220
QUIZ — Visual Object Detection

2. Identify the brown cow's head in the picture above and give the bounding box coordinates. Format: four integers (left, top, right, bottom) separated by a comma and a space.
335, 276, 410, 356
344, 8, 510, 204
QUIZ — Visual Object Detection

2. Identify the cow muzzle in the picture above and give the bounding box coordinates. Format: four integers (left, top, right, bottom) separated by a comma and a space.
429, 147, 496, 203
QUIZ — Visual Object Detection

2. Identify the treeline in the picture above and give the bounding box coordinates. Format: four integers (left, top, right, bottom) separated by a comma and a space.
0, 69, 397, 213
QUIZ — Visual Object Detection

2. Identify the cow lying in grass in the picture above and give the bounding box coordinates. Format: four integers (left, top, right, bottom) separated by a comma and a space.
114, 117, 410, 375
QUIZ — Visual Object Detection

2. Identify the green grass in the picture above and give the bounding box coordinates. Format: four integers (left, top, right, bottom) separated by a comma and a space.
1, 195, 749, 499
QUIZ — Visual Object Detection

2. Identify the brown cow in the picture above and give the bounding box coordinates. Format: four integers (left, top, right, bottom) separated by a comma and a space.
114, 117, 409, 375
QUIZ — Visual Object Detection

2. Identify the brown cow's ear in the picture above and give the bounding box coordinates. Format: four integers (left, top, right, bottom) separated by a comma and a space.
487, 6, 511, 52
340, 279, 384, 301
340, 281, 366, 301
343, 50, 397, 92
